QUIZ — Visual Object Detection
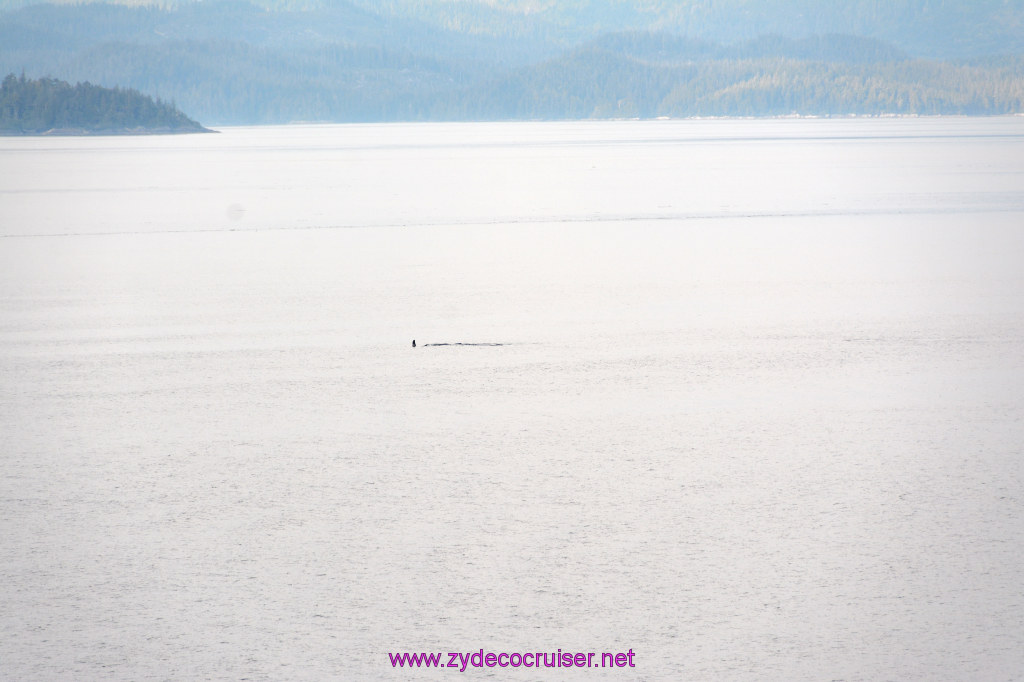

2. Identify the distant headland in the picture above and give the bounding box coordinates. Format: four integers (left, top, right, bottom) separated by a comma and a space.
0, 74, 213, 136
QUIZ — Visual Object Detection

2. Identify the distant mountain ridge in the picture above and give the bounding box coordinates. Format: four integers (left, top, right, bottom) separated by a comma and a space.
344, 0, 1024, 59
584, 33, 911, 65
1, 1, 1022, 124
1, 0, 1022, 58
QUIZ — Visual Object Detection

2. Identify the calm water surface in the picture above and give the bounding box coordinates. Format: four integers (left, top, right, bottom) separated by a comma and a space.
2, 119, 1024, 680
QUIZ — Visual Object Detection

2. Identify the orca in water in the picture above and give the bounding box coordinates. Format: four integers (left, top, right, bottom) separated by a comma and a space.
412, 339, 416, 348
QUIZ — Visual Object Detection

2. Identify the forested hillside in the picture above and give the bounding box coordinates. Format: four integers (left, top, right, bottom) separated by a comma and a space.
1, 1, 1022, 124
458, 35, 1024, 119
0, 73, 209, 133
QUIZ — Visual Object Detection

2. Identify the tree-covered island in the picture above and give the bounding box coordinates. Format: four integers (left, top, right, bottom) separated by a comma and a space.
0, 74, 212, 135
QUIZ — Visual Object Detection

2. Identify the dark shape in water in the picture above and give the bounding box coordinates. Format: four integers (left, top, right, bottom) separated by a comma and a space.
422, 342, 505, 347
412, 339, 416, 348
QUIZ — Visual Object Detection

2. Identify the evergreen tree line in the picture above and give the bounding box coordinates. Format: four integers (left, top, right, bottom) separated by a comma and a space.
0, 73, 208, 133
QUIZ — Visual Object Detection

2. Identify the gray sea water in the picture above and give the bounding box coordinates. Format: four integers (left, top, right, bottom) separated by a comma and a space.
2, 118, 1024, 680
